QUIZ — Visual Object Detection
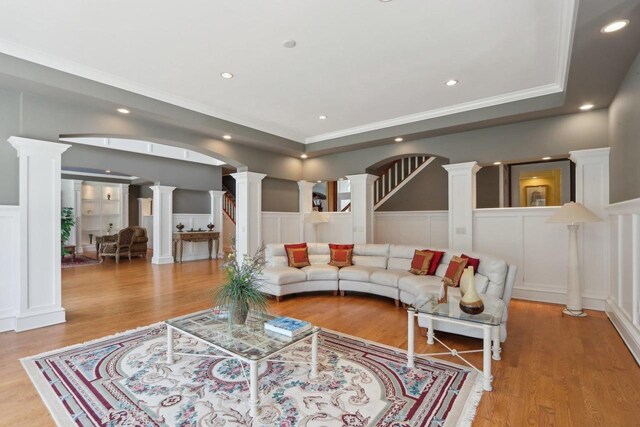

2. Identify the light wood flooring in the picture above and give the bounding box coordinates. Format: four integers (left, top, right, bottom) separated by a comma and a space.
0, 256, 638, 426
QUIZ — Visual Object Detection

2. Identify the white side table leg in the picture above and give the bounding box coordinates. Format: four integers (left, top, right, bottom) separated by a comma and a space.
427, 316, 435, 345
492, 325, 501, 361
311, 333, 318, 379
249, 360, 259, 417
407, 308, 415, 368
166, 325, 174, 364
483, 326, 493, 391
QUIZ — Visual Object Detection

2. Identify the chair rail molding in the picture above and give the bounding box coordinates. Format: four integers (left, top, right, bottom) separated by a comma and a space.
8, 136, 71, 332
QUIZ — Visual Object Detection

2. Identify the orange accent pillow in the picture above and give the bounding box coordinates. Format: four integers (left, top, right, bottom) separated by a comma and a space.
329, 248, 353, 267
286, 247, 310, 268
443, 256, 468, 287
284, 243, 307, 267
409, 250, 435, 275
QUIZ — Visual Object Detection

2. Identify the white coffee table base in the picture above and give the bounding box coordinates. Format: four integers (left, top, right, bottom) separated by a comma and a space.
166, 325, 319, 417
406, 309, 501, 391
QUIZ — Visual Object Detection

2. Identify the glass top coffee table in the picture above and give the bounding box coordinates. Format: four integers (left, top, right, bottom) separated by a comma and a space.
166, 309, 320, 417
407, 293, 505, 391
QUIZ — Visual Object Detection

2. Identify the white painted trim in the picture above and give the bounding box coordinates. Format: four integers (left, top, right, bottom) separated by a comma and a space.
606, 298, 640, 365
14, 308, 66, 332
606, 198, 640, 214
512, 289, 605, 311
0, 205, 19, 332
305, 84, 562, 143
62, 169, 139, 180
374, 157, 435, 210
60, 137, 225, 166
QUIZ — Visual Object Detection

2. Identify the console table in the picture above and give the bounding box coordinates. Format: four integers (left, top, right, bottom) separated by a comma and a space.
172, 231, 220, 263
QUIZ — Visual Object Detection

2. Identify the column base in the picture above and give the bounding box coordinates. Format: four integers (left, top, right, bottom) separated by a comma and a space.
152, 256, 175, 265
562, 308, 587, 318
15, 307, 66, 332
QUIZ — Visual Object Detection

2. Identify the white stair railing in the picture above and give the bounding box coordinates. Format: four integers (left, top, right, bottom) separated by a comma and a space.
374, 156, 435, 209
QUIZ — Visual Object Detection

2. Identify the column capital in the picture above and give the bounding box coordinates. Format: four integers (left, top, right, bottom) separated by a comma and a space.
209, 190, 227, 197
346, 174, 378, 184
442, 161, 481, 174
231, 171, 267, 182
297, 180, 316, 190
569, 147, 610, 163
8, 136, 71, 157
149, 185, 176, 193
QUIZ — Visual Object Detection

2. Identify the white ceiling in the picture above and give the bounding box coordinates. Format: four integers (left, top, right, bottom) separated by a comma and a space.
0, 0, 576, 144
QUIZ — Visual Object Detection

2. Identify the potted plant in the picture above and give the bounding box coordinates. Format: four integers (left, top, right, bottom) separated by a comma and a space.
213, 243, 268, 325
61, 207, 75, 256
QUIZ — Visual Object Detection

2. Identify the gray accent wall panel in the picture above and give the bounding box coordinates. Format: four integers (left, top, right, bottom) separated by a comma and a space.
0, 88, 21, 205
476, 166, 501, 209
609, 51, 640, 203
173, 189, 210, 214
262, 178, 299, 212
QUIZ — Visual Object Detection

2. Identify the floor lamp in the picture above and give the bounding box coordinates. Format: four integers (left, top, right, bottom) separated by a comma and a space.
547, 202, 602, 317
304, 211, 328, 243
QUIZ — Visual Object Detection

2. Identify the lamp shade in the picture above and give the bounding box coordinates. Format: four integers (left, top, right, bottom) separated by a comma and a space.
547, 202, 602, 224
304, 211, 328, 224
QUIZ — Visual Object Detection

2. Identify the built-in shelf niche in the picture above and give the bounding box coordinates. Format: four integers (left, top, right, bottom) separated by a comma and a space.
80, 181, 128, 247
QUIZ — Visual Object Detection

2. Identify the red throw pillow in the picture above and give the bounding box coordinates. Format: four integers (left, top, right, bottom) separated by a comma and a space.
424, 250, 444, 275
284, 243, 308, 267
329, 243, 354, 250
409, 250, 435, 275
443, 256, 468, 287
461, 254, 480, 274
286, 247, 310, 268
329, 248, 353, 267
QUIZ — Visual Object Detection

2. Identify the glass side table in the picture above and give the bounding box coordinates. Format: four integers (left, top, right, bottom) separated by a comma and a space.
407, 293, 505, 391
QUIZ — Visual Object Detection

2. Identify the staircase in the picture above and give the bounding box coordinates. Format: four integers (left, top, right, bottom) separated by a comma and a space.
223, 190, 236, 224
374, 156, 435, 209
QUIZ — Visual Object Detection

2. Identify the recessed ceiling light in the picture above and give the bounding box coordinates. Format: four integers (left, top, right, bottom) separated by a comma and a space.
601, 20, 629, 33
117, 108, 130, 114
223, 135, 232, 140
105, 170, 111, 173
532, 176, 538, 179
379, 0, 392, 2
395, 137, 403, 142
319, 115, 327, 120
580, 103, 594, 111
542, 156, 552, 160
300, 154, 308, 159
446, 79, 458, 86
316, 180, 322, 183
220, 72, 234, 79
283, 40, 297, 48
493, 161, 502, 165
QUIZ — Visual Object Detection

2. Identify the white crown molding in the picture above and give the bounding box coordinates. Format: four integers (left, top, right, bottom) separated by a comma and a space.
61, 170, 139, 180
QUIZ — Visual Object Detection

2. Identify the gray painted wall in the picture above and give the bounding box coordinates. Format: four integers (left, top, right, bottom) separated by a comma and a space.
303, 111, 609, 181
476, 166, 500, 209
0, 88, 20, 205
376, 157, 448, 211
609, 50, 640, 203
262, 178, 299, 212
173, 189, 210, 214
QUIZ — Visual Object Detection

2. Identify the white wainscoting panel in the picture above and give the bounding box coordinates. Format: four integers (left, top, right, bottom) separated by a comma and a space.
262, 212, 302, 244
605, 198, 640, 364
172, 214, 214, 261
474, 207, 606, 310
316, 213, 352, 244
0, 206, 19, 332
374, 211, 448, 247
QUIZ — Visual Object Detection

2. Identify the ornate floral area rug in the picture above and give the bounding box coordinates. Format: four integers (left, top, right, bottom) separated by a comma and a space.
22, 324, 483, 426
61, 255, 100, 268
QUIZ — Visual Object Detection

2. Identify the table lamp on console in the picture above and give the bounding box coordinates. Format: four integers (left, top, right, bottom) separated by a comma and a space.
547, 202, 602, 317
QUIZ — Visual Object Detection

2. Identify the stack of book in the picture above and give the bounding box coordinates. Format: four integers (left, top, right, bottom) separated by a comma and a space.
264, 316, 312, 337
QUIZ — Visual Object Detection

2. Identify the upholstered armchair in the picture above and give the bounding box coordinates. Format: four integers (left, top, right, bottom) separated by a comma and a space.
99, 227, 136, 263
129, 227, 148, 259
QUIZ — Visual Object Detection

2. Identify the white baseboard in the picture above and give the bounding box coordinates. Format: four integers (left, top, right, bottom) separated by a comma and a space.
0, 311, 16, 332
151, 256, 175, 265
512, 288, 605, 311
15, 308, 66, 332
606, 298, 640, 365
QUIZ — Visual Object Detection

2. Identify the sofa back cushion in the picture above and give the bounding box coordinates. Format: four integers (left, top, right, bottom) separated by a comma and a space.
352, 244, 389, 268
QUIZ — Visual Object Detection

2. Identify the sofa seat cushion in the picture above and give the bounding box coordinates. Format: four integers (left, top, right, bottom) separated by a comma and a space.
338, 265, 381, 282
370, 269, 412, 288
398, 274, 443, 297
302, 264, 339, 281
260, 266, 307, 285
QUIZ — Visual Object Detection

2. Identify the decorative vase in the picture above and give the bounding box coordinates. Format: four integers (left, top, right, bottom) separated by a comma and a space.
230, 303, 249, 325
176, 223, 184, 232
207, 223, 214, 231
107, 193, 111, 200
459, 266, 484, 314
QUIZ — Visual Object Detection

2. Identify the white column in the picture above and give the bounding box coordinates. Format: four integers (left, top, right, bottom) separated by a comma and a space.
298, 181, 315, 241
150, 185, 176, 264
569, 147, 610, 304
231, 172, 266, 260
442, 162, 481, 252
8, 136, 71, 332
120, 184, 130, 228
210, 190, 226, 258
346, 174, 377, 244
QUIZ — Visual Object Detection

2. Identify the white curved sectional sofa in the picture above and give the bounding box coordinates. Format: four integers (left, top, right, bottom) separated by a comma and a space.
261, 243, 517, 342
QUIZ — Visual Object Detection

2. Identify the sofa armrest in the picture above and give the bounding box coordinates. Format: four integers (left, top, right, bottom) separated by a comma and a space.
502, 265, 518, 306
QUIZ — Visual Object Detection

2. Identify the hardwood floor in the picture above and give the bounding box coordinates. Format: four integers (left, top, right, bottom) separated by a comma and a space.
0, 257, 638, 426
